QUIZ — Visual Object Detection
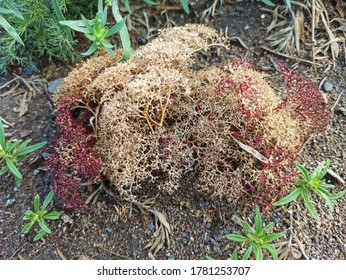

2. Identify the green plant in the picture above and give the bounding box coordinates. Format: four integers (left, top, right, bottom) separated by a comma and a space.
60, 0, 190, 61
0, 0, 24, 45
22, 190, 61, 241
225, 206, 284, 260
60, 0, 125, 56
273, 161, 346, 221
0, 121, 47, 186
0, 0, 83, 73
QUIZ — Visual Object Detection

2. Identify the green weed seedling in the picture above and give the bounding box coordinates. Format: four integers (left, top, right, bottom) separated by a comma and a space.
225, 206, 284, 260
0, 121, 47, 186
273, 160, 346, 221
60, 0, 125, 56
22, 191, 61, 241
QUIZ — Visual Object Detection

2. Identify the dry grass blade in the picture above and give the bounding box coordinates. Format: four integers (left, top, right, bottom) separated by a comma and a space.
261, 45, 321, 66
56, 247, 67, 260
145, 209, 172, 255
18, 254, 26, 260
231, 135, 269, 164
294, 7, 305, 54
14, 92, 31, 117
85, 185, 102, 205
1, 74, 47, 116
313, 0, 341, 64
327, 169, 345, 185
292, 234, 309, 260
332, 18, 346, 32
0, 117, 13, 127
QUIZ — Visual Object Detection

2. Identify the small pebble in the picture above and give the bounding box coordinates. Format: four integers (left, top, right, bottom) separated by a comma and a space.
148, 224, 156, 233
244, 24, 250, 30
24, 62, 38, 75
204, 200, 210, 208
323, 82, 333, 92
48, 78, 64, 94
261, 14, 266, 19
33, 169, 40, 176
234, 5, 245, 13
138, 36, 148, 45
5, 198, 15, 207
167, 255, 175, 260
206, 222, 212, 229
105, 227, 113, 233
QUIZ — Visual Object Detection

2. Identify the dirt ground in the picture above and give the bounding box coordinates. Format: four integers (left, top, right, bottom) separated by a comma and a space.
0, 0, 345, 260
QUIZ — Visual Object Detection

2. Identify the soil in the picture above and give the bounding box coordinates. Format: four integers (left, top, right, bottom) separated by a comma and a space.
0, 0, 345, 260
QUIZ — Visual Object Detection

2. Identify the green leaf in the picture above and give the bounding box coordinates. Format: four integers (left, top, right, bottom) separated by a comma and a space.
242, 245, 252, 260
301, 188, 319, 221
272, 187, 302, 206
100, 7, 108, 29
319, 183, 335, 189
81, 42, 98, 56
264, 243, 278, 260
0, 8, 14, 15
316, 187, 334, 211
38, 220, 51, 234
254, 206, 262, 234
311, 161, 326, 181
52, 0, 73, 41
16, 141, 47, 157
180, 0, 190, 14
98, 0, 103, 13
103, 45, 115, 56
44, 211, 61, 220
0, 14, 24, 45
143, 0, 159, 5
16, 139, 33, 153
0, 121, 5, 149
297, 164, 310, 182
42, 190, 54, 210
59, 20, 91, 33
242, 221, 252, 235
85, 33, 96, 41
124, 0, 132, 14
205, 256, 214, 260
262, 0, 276, 7
266, 232, 285, 241
14, 175, 22, 187
81, 15, 94, 33
329, 189, 346, 200
5, 158, 22, 179
102, 40, 114, 49
34, 194, 40, 213
111, 1, 131, 61
317, 160, 330, 180
284, 0, 292, 10
24, 209, 35, 216
3, 0, 24, 19
106, 18, 125, 37
231, 249, 238, 260
7, 140, 23, 153
23, 209, 35, 219
0, 166, 10, 176
260, 222, 274, 235
33, 229, 47, 241
22, 221, 35, 233
253, 244, 263, 260
225, 234, 248, 243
